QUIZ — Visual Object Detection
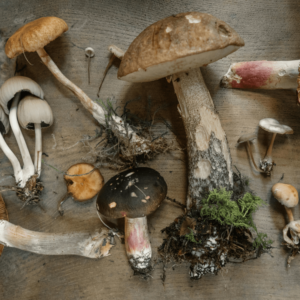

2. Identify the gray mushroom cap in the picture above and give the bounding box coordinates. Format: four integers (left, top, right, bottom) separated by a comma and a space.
237, 132, 256, 144
259, 118, 293, 135
0, 106, 9, 134
97, 167, 167, 219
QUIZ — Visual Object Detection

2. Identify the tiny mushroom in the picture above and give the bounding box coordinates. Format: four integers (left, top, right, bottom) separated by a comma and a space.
0, 193, 113, 258
17, 95, 53, 177
272, 183, 300, 245
259, 118, 293, 175
5, 17, 151, 155
96, 167, 167, 273
58, 163, 104, 215
0, 76, 44, 187
237, 132, 263, 173
85, 47, 95, 84
112, 12, 244, 208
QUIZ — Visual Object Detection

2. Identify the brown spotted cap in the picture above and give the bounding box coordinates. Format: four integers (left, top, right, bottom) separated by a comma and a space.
5, 17, 68, 59
272, 183, 299, 208
118, 12, 244, 82
97, 167, 167, 219
0, 194, 9, 256
64, 163, 104, 202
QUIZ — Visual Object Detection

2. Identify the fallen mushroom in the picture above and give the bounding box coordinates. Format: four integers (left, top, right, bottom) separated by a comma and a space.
85, 47, 95, 85
58, 163, 104, 215
5, 17, 152, 155
220, 60, 300, 103
96, 167, 167, 274
0, 193, 113, 258
17, 95, 53, 177
272, 183, 300, 245
0, 76, 44, 188
259, 118, 293, 175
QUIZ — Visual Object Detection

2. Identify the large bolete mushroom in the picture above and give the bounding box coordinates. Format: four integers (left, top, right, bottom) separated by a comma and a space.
114, 12, 244, 208
96, 167, 167, 273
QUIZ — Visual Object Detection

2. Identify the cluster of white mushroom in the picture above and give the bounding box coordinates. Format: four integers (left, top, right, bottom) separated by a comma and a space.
238, 118, 293, 175
0, 76, 53, 191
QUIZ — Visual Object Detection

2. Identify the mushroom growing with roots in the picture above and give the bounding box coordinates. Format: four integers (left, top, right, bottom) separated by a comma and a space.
0, 194, 113, 258
96, 167, 167, 274
272, 183, 300, 245
58, 163, 104, 215
259, 118, 293, 175
0, 76, 44, 198
5, 17, 153, 156
17, 95, 53, 177
220, 60, 300, 104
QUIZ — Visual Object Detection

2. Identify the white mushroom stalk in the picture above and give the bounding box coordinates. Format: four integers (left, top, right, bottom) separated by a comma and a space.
17, 95, 54, 177
0, 220, 113, 258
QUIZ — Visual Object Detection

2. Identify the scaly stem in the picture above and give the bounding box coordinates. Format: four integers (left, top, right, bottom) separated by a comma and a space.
125, 216, 152, 272
0, 220, 113, 258
34, 123, 42, 177
9, 92, 34, 186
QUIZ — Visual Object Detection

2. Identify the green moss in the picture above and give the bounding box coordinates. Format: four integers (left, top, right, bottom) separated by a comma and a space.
200, 188, 273, 250
185, 228, 202, 244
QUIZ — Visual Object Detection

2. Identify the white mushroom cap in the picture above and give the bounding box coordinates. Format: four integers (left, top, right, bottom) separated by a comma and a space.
0, 76, 44, 114
0, 106, 9, 134
17, 95, 53, 130
237, 132, 256, 144
272, 183, 299, 208
259, 118, 293, 135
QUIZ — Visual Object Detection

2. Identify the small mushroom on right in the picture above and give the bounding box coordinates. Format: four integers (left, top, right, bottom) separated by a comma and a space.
259, 118, 293, 175
272, 183, 300, 245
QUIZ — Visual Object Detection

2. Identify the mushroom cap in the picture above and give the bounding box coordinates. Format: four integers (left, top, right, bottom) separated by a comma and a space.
0, 193, 9, 256
64, 163, 104, 202
272, 183, 298, 208
0, 106, 9, 135
0, 76, 44, 114
118, 12, 244, 83
237, 132, 257, 144
97, 167, 167, 219
17, 95, 53, 130
5, 17, 68, 59
259, 118, 293, 135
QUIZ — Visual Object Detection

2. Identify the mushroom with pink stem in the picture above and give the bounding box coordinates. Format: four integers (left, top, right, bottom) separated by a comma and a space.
5, 17, 151, 155
0, 76, 44, 187
17, 95, 53, 177
0, 194, 113, 258
96, 167, 167, 274
272, 183, 300, 245
259, 118, 293, 175
220, 60, 300, 103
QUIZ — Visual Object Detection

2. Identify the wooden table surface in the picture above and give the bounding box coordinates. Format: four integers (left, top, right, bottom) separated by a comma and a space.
0, 0, 299, 299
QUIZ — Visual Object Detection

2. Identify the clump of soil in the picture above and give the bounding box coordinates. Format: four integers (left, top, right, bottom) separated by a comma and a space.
81, 97, 179, 170
159, 171, 273, 280
283, 242, 300, 267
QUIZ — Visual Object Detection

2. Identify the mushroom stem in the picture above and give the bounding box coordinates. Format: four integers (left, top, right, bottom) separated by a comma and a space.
125, 216, 152, 272
36, 48, 150, 154
285, 206, 294, 223
260, 133, 276, 173
221, 60, 299, 90
0, 133, 23, 183
9, 92, 34, 186
0, 220, 113, 258
172, 68, 233, 208
34, 123, 42, 177
245, 142, 263, 173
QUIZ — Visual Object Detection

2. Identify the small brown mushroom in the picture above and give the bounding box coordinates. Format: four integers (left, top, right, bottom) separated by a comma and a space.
58, 163, 104, 215
272, 183, 300, 245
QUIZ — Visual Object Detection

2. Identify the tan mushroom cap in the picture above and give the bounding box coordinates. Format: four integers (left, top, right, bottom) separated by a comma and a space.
64, 163, 104, 201
259, 118, 293, 135
0, 193, 9, 256
272, 183, 299, 208
118, 12, 244, 82
5, 17, 68, 59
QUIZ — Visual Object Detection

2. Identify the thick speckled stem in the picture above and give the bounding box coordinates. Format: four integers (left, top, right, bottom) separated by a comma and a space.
125, 216, 152, 272
0, 220, 113, 258
221, 60, 299, 90
172, 68, 233, 208
36, 48, 150, 154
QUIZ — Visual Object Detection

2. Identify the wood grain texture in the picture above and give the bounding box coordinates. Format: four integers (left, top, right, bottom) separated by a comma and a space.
0, 0, 299, 299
